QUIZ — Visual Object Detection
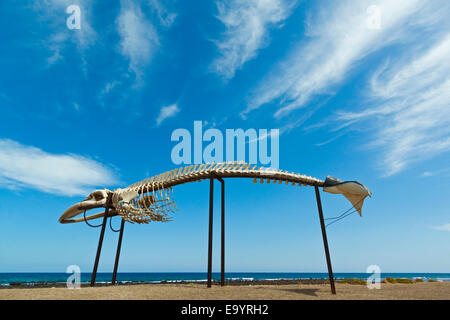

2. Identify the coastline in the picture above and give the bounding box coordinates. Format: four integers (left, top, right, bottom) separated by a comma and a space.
0, 282, 449, 300
1, 272, 449, 289
0, 277, 445, 290
1, 279, 332, 289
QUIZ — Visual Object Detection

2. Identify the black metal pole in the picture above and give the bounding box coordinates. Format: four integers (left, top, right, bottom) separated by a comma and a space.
90, 209, 109, 286
314, 185, 336, 294
220, 179, 225, 286
207, 177, 214, 288
112, 219, 125, 285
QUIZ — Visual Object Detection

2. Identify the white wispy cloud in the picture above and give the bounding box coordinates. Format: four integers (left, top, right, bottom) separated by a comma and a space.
99, 81, 119, 96
34, 0, 97, 67
148, 0, 177, 27
337, 34, 450, 176
431, 224, 450, 232
244, 0, 432, 119
117, 0, 159, 81
243, 0, 450, 176
0, 139, 117, 196
421, 168, 450, 178
98, 1, 176, 103
156, 104, 180, 126
211, 0, 296, 80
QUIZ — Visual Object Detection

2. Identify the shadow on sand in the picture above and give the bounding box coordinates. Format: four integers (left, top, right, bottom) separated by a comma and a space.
277, 288, 319, 297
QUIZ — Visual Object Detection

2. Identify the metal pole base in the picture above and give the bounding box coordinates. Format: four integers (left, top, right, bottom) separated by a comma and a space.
207, 174, 226, 288
207, 178, 214, 288
315, 185, 336, 294
217, 176, 225, 287
112, 219, 126, 285
90, 212, 109, 286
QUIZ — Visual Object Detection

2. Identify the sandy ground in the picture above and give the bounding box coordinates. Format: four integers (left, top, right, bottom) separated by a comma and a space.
0, 282, 449, 300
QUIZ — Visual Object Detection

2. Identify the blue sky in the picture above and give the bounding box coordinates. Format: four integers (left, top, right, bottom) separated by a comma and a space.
0, 0, 449, 273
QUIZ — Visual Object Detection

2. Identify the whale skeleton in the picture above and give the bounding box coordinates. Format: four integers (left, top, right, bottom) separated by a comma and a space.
59, 160, 371, 293
59, 161, 371, 225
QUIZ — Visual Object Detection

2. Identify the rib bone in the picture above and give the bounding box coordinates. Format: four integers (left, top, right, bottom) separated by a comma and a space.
111, 161, 324, 224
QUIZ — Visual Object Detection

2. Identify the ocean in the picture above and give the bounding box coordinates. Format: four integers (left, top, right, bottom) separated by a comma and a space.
1, 272, 449, 286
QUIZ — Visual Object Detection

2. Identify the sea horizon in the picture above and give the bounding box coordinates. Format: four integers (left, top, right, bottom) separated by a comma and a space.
1, 272, 449, 286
